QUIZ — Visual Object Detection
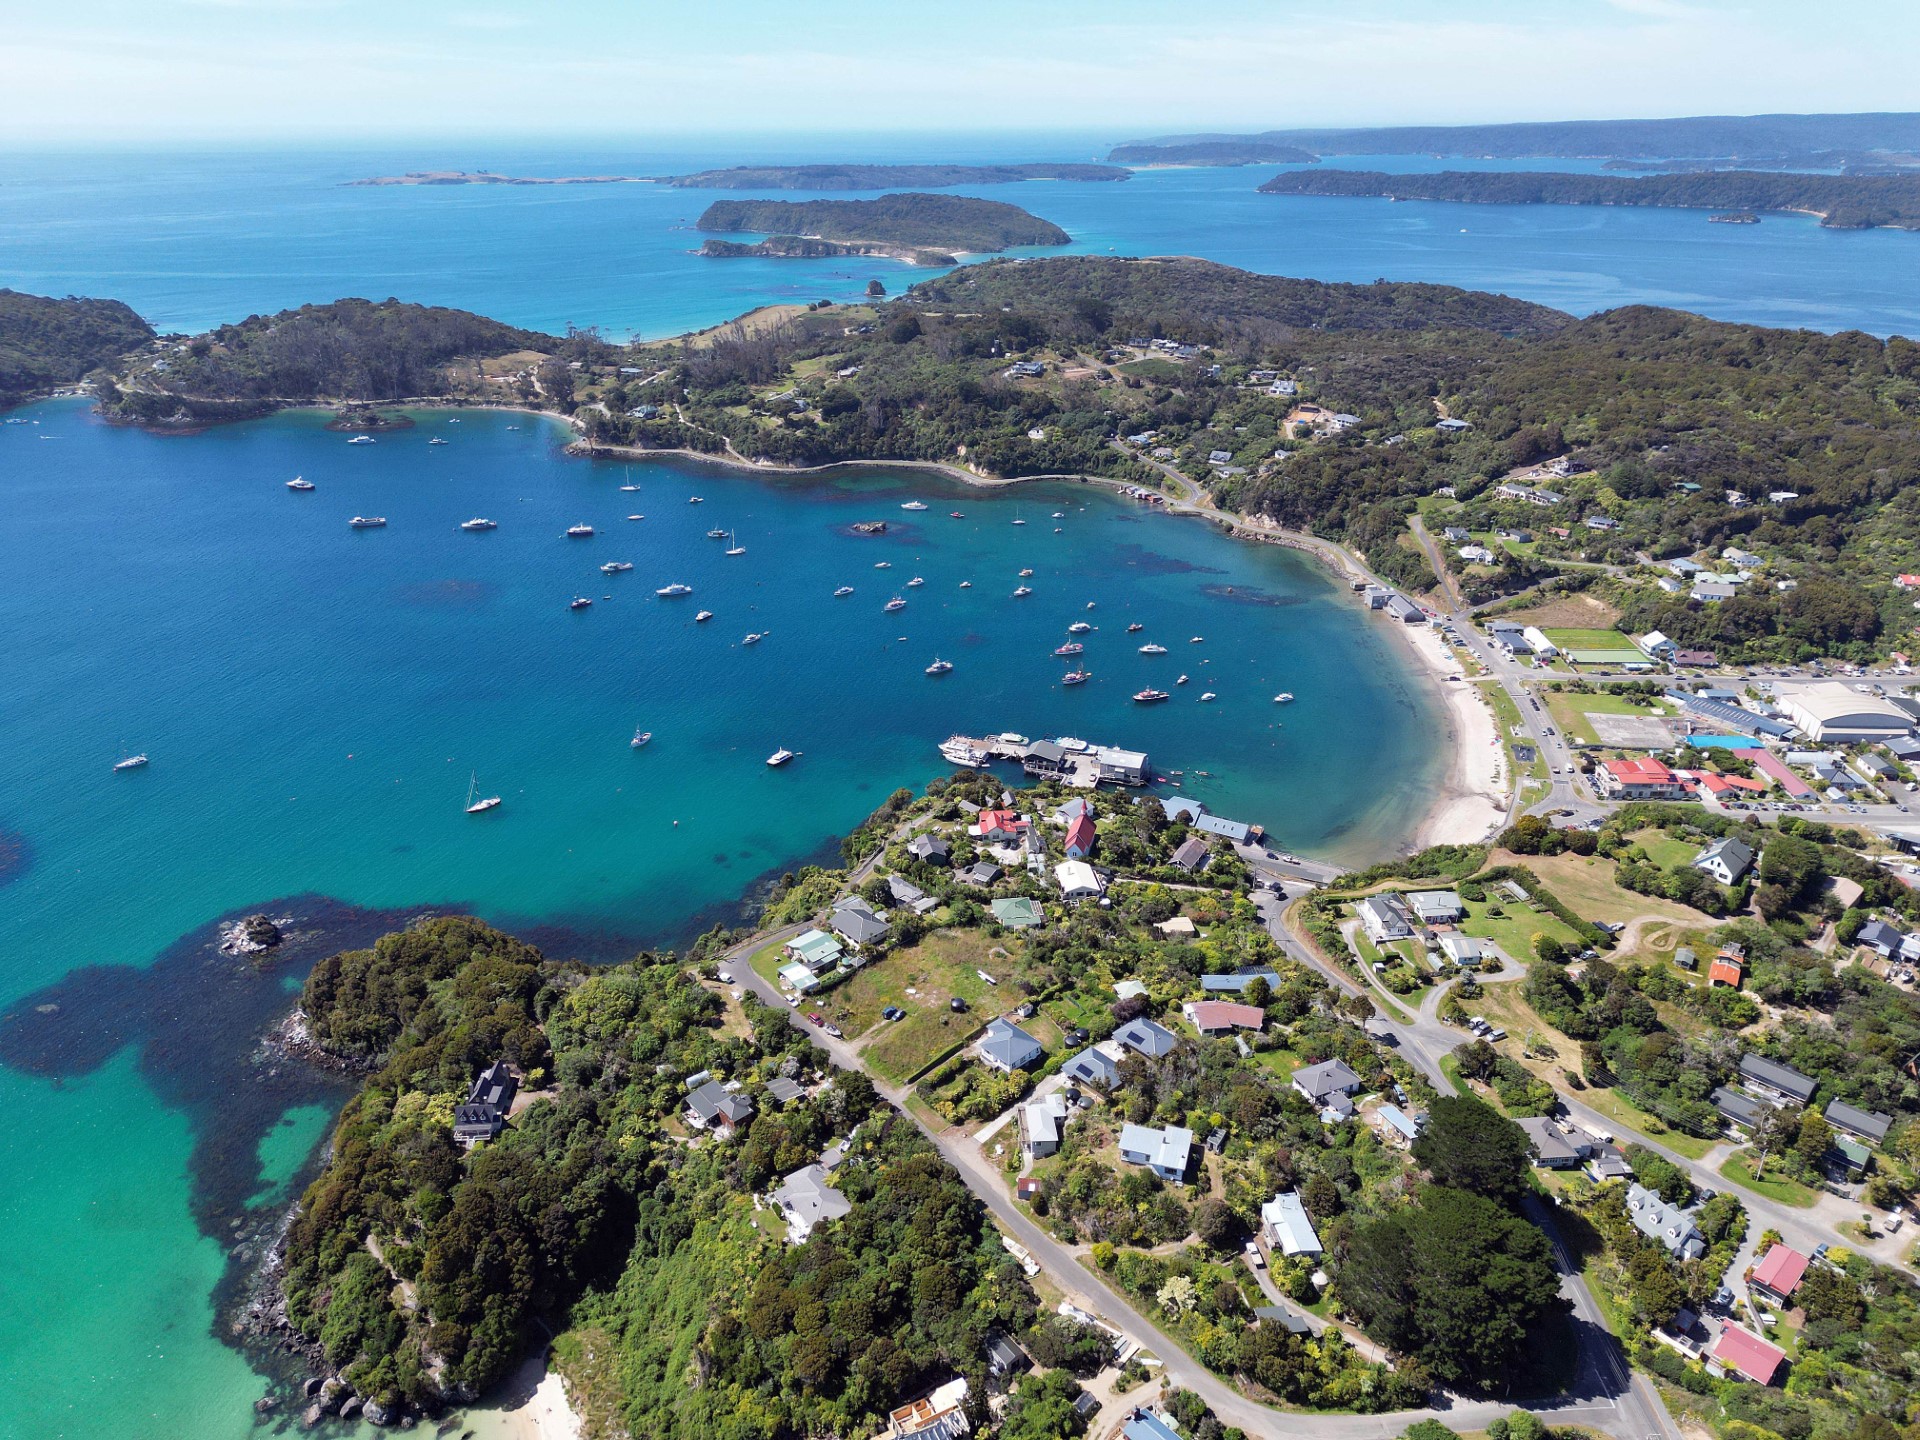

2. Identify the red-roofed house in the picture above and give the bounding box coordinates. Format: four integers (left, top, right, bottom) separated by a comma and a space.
1064, 814, 1097, 858
1708, 952, 1746, 989
1749, 751, 1813, 798
976, 809, 1028, 842
1597, 757, 1688, 800
1751, 1243, 1810, 1303
1897, 575, 1920, 590
1182, 1000, 1266, 1036
1713, 1325, 1786, 1385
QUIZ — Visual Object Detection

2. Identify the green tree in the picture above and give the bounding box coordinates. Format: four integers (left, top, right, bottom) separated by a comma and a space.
1412, 1094, 1532, 1205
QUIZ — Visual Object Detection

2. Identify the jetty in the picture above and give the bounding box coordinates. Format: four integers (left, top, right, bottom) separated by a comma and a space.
940, 732, 1150, 789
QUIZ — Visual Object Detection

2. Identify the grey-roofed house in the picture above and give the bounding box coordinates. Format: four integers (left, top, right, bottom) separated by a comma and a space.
1586, 1142, 1634, 1182
906, 832, 951, 865
1170, 836, 1212, 873
1260, 1190, 1323, 1256
1437, 932, 1483, 967
686, 1080, 754, 1135
1825, 1099, 1893, 1146
1194, 814, 1253, 844
1693, 837, 1755, 886
1857, 919, 1907, 957
1021, 1092, 1071, 1157
769, 1163, 851, 1242
1062, 1046, 1121, 1090
1407, 890, 1465, 924
977, 1018, 1044, 1073
1114, 1017, 1178, 1059
887, 874, 938, 915
1118, 1122, 1193, 1183
1739, 1054, 1817, 1104
1355, 893, 1414, 943
958, 860, 1001, 887
1201, 968, 1282, 993
1626, 1182, 1706, 1260
1054, 797, 1095, 825
453, 1060, 518, 1145
1715, 1087, 1773, 1131
1518, 1115, 1586, 1168
1161, 795, 1207, 824
1291, 1058, 1363, 1105
831, 897, 891, 947
1253, 1304, 1313, 1334
765, 1077, 805, 1106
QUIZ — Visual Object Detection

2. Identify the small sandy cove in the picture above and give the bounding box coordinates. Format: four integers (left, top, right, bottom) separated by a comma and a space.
460, 1355, 582, 1440
1395, 623, 1509, 850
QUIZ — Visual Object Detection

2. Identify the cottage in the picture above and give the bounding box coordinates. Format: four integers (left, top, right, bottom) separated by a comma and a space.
1639, 631, 1677, 659
1054, 859, 1106, 899
887, 874, 938, 915
1457, 544, 1497, 565
1751, 1243, 1810, 1303
975, 809, 1028, 843
1291, 1058, 1363, 1106
1739, 1054, 1817, 1105
1692, 836, 1755, 885
1063, 814, 1097, 858
831, 897, 891, 948
1435, 417, 1471, 434
1053, 797, 1094, 826
1118, 1122, 1194, 1183
769, 1163, 851, 1242
1586, 1142, 1635, 1182
1021, 1092, 1072, 1157
1182, 999, 1264, 1036
1518, 1115, 1586, 1168
1708, 952, 1746, 989
1824, 1099, 1892, 1146
990, 896, 1045, 929
1375, 1104, 1422, 1144
1260, 1190, 1323, 1256
1253, 1304, 1313, 1334
1154, 915, 1197, 938
1170, 836, 1212, 873
1437, 932, 1484, 967
1443, 526, 1473, 543
907, 833, 952, 866
1355, 893, 1414, 943
958, 860, 1002, 887
1714, 1087, 1773, 1131
787, 927, 845, 973
1407, 890, 1465, 925
1626, 1182, 1706, 1260
1714, 1326, 1787, 1386
1114, 1017, 1179, 1059
452, 1060, 518, 1145
686, 1079, 754, 1135
1061, 1046, 1121, 1090
977, 1018, 1044, 1073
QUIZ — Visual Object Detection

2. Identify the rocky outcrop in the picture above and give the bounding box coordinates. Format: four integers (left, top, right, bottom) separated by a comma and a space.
221, 913, 283, 955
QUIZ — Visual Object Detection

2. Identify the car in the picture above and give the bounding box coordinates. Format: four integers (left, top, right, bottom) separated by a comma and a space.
807, 1011, 824, 1027
950, 996, 969, 1013
716, 969, 734, 984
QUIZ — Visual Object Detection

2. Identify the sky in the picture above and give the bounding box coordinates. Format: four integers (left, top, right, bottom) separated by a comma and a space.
3, 0, 1917, 144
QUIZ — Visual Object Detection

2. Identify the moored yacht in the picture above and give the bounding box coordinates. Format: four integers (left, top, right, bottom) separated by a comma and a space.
347, 434, 374, 445
631, 729, 652, 748
1127, 622, 1143, 632
569, 595, 593, 610
925, 657, 953, 675
465, 772, 501, 814
1012, 585, 1032, 597
1061, 669, 1091, 686
286, 476, 314, 491
906, 576, 924, 587
883, 596, 907, 612
656, 582, 693, 597
1067, 621, 1091, 633
566, 523, 594, 537
766, 747, 797, 767
1199, 692, 1216, 702
113, 753, 149, 771
695, 610, 713, 622
460, 517, 497, 531
939, 735, 987, 767
742, 632, 765, 645
1274, 692, 1295, 703
724, 532, 746, 556
1053, 642, 1084, 657
348, 516, 387, 528
901, 500, 929, 511
1139, 642, 1167, 654
834, 585, 855, 597
707, 527, 729, 539
601, 561, 633, 573
428, 436, 448, 446
1133, 688, 1170, 703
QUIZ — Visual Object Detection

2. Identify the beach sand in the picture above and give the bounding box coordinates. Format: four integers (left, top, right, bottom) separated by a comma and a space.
1391, 623, 1510, 850
459, 1355, 582, 1440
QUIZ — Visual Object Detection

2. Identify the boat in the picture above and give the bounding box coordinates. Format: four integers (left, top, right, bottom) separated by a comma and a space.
1086, 601, 1097, 610
958, 580, 972, 588
874, 561, 892, 569
742, 632, 764, 645
566, 524, 594, 538
348, 516, 387, 528
1139, 643, 1168, 654
1067, 621, 1091, 634
1056, 736, 1089, 751
949, 511, 965, 519
1019, 568, 1034, 577
1190, 635, 1204, 644
1200, 692, 1217, 702
626, 514, 644, 521
1061, 669, 1091, 686
906, 576, 924, 587
601, 561, 633, 574
286, 476, 314, 491
925, 658, 953, 676
621, 484, 641, 492
631, 729, 652, 748
113, 753, 149, 771
428, 436, 448, 446
1177, 674, 1190, 685
695, 610, 713, 622
1012, 585, 1032, 598
1133, 688, 1170, 703
724, 533, 746, 556
833, 585, 855, 597
460, 517, 497, 531
940, 735, 988, 767
1053, 642, 1084, 657
1012, 519, 1026, 526
706, 527, 729, 539
656, 583, 693, 597
347, 435, 374, 445
884, 596, 907, 612
901, 501, 929, 511
1274, 692, 1295, 704
688, 496, 704, 504
766, 747, 797, 767
506, 424, 519, 430
1127, 622, 1143, 632
465, 772, 502, 814
569, 595, 593, 610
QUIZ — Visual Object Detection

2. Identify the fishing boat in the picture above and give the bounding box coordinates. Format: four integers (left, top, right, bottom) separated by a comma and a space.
1068, 621, 1091, 634
742, 632, 764, 645
1053, 642, 1084, 657
1127, 622, 1143, 632
833, 585, 855, 597
286, 476, 314, 491
601, 561, 633, 573
348, 516, 387, 528
1139, 643, 1168, 654
901, 500, 929, 511
1133, 688, 1170, 703
113, 753, 149, 771
566, 523, 594, 538
465, 772, 502, 814
906, 576, 924, 587
766, 747, 797, 767
656, 582, 693, 597
460, 517, 497, 531
1274, 692, 1296, 704
1061, 669, 1091, 686
925, 657, 953, 676
884, 596, 907, 612
347, 435, 375, 445
631, 729, 652, 748
724, 532, 746, 556
1012, 585, 1033, 598
569, 595, 594, 610
695, 610, 713, 622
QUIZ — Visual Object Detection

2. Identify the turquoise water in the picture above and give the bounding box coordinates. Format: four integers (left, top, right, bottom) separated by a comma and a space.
0, 399, 1442, 1437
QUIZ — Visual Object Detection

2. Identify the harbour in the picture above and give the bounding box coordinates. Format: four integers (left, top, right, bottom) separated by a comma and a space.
940, 731, 1152, 789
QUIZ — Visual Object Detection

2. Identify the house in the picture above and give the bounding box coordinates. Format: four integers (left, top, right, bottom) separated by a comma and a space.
888, 874, 938, 915
1693, 837, 1755, 885
975, 809, 1028, 842
1586, 1142, 1634, 1182
1021, 1092, 1072, 1157
1201, 968, 1281, 993
765, 1076, 805, 1106
1457, 544, 1496, 565
1054, 859, 1105, 899
958, 860, 1001, 887
1673, 649, 1720, 668
1750, 1243, 1810, 1304
1253, 1304, 1313, 1335
1291, 1058, 1363, 1106
452, 1060, 518, 1145
990, 896, 1044, 929
1061, 1046, 1121, 1090
1675, 946, 1698, 971
1856, 918, 1907, 956
1355, 893, 1414, 943
977, 1018, 1044, 1073
1692, 580, 1739, 603
1063, 814, 1097, 858
1725, 547, 1764, 569
686, 1079, 754, 1135
1114, 1017, 1179, 1059
1437, 932, 1484, 967
1443, 526, 1472, 543
1161, 795, 1207, 823
1713, 1326, 1787, 1386
985, 1333, 1030, 1381
1518, 1115, 1587, 1168
787, 928, 845, 973
1739, 1054, 1817, 1105
907, 833, 952, 865
1118, 1122, 1194, 1183
1639, 630, 1677, 659
1825, 1099, 1892, 1146
1183, 1000, 1264, 1035
831, 897, 891, 947
1828, 1135, 1872, 1179
1376, 1104, 1422, 1144
1407, 889, 1466, 924
1435, 417, 1471, 433
1708, 951, 1746, 989
1597, 757, 1688, 800
1170, 836, 1212, 872
1260, 1190, 1323, 1256
1714, 1087, 1773, 1131
769, 1163, 852, 1242
1054, 797, 1095, 826
889, 1378, 972, 1439
1626, 1183, 1706, 1260
1154, 915, 1197, 938
1194, 813, 1255, 844
1123, 1411, 1185, 1440
779, 961, 823, 993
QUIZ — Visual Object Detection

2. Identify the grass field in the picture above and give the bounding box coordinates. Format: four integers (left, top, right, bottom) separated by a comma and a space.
830, 930, 1043, 1084
1119, 357, 1186, 382
1544, 628, 1641, 652
1459, 894, 1582, 961
1500, 850, 1714, 929
1542, 691, 1670, 745
1719, 1153, 1821, 1208
1626, 827, 1701, 870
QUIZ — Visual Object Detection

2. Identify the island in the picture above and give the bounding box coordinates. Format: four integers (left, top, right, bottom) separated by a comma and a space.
1709, 211, 1761, 224
1107, 140, 1319, 166
1255, 168, 1920, 230
657, 162, 1129, 188
1, 289, 154, 405
694, 193, 1071, 261
346, 170, 646, 186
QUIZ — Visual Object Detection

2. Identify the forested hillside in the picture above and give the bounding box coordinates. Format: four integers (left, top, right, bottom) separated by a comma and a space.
695, 194, 1071, 251
0, 289, 154, 402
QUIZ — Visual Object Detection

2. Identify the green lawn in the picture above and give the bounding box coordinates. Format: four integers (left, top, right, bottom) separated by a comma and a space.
1119, 358, 1185, 382
1458, 896, 1581, 962
829, 929, 1038, 1084
1719, 1153, 1821, 1209
1544, 628, 1640, 652
1542, 691, 1670, 746
1626, 827, 1700, 870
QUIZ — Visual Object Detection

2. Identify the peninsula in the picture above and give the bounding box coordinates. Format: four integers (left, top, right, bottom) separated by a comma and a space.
659, 161, 1129, 188
1, 289, 154, 405
1107, 140, 1319, 166
1258, 168, 1920, 230
694, 193, 1071, 259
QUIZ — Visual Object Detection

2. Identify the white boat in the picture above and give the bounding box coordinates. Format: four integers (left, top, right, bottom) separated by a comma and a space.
901, 500, 929, 511
631, 729, 652, 748
766, 747, 797, 767
1052, 512, 1064, 519
620, 484, 641, 492
626, 514, 644, 521
1177, 674, 1190, 685
926, 657, 953, 675
601, 561, 633, 573
1127, 622, 1143, 632
569, 595, 593, 610
566, 524, 594, 538
1019, 568, 1035, 577
939, 735, 987, 767
958, 580, 972, 588
688, 496, 704, 504
695, 609, 713, 621
707, 527, 729, 539
1139, 643, 1168, 654
460, 518, 497, 531
113, 753, 149, 771
1012, 518, 1026, 526
1067, 621, 1091, 634
1012, 585, 1032, 597
1133, 688, 1170, 704
1061, 669, 1091, 686
465, 772, 502, 814
742, 632, 764, 645
286, 476, 314, 491
1190, 636, 1204, 644
347, 435, 375, 445
428, 437, 448, 446
834, 586, 855, 597
1274, 692, 1296, 703
348, 516, 387, 528
906, 576, 924, 587
1086, 601, 1097, 610
874, 561, 892, 569
1200, 692, 1217, 702
724, 532, 746, 556
884, 596, 907, 612
1053, 642, 1085, 657
656, 583, 693, 597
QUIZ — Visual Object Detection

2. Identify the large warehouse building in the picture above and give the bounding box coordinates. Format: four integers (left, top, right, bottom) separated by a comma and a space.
1775, 682, 1915, 744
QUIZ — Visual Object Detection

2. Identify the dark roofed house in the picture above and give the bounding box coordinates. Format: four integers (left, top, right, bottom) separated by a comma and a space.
831, 896, 892, 947
887, 874, 938, 915
1253, 1304, 1313, 1334
1062, 1046, 1121, 1090
1170, 836, 1212, 873
958, 860, 1002, 887
1290, 1058, 1363, 1105
686, 1079, 754, 1136
1114, 1017, 1178, 1059
452, 1060, 518, 1146
1715, 1087, 1773, 1131
907, 833, 952, 865
1825, 1099, 1892, 1146
1739, 1054, 1817, 1104
1856, 919, 1906, 957
1586, 1142, 1634, 1183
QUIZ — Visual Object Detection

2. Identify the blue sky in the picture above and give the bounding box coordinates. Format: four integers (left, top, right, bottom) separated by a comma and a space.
4, 0, 1916, 143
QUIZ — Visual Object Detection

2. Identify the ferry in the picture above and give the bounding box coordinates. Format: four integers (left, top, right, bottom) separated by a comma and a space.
1139, 643, 1168, 654
1061, 669, 1091, 686
1274, 692, 1296, 704
906, 576, 925, 587
742, 632, 765, 645
460, 518, 497, 531
569, 595, 593, 610
113, 753, 149, 772
1127, 622, 1143, 632
884, 596, 907, 612
566, 524, 594, 538
348, 516, 387, 528
1012, 585, 1033, 598
901, 501, 929, 511
766, 747, 797, 767
347, 435, 375, 445
925, 658, 953, 676
834, 586, 855, 597
656, 583, 693, 597
939, 735, 988, 767
465, 773, 502, 814
1133, 688, 1170, 704
1067, 621, 1092, 634
286, 476, 314, 491
601, 561, 633, 573
1053, 642, 1084, 657
631, 729, 652, 748
695, 610, 713, 622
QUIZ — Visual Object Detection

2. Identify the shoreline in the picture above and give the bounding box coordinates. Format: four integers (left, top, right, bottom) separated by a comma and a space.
459, 1353, 584, 1440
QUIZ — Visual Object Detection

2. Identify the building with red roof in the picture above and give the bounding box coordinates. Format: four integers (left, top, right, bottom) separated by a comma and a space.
1713, 1325, 1786, 1385
975, 809, 1028, 842
1707, 952, 1746, 989
1064, 813, 1097, 858
1596, 757, 1688, 800
1751, 1243, 1810, 1303
1182, 1000, 1266, 1036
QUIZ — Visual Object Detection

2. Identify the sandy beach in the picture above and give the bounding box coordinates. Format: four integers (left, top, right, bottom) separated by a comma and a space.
459, 1354, 583, 1440
1392, 623, 1510, 849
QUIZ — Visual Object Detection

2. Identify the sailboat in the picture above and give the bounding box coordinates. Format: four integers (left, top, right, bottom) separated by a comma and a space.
631, 728, 652, 748
465, 772, 501, 814
113, 752, 150, 771
724, 530, 746, 556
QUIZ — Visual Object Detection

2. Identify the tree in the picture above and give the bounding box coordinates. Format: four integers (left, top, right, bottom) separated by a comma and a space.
1412, 1094, 1532, 1205
1793, 1110, 1835, 1174
1245, 975, 1274, 1009
1000, 1368, 1088, 1440
1193, 1197, 1236, 1249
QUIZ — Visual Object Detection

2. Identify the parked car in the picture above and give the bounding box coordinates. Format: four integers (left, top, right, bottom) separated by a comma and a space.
807, 1011, 824, 1027
881, 1005, 906, 1022
716, 969, 734, 984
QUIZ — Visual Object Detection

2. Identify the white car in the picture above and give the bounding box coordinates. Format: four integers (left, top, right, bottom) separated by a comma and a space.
716, 969, 734, 984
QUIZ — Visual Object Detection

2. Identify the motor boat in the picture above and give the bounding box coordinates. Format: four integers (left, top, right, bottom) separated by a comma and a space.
884, 597, 907, 612
656, 582, 693, 597
695, 610, 713, 622
460, 518, 497, 531
834, 586, 855, 597
906, 576, 924, 587
631, 729, 652, 748
601, 561, 633, 573
428, 437, 448, 446
348, 516, 386, 528
940, 735, 987, 767
286, 476, 314, 491
901, 500, 929, 511
742, 632, 764, 645
1200, 692, 1216, 702
1190, 635, 1204, 644
1133, 688, 1170, 703
1012, 586, 1032, 598
347, 435, 374, 445
1139, 643, 1168, 654
1068, 621, 1091, 633
707, 527, 729, 539
1274, 692, 1295, 703
1053, 642, 1084, 657
566, 524, 594, 537
1177, 674, 1190, 685
1018, 568, 1034, 577
766, 747, 797, 767
1062, 669, 1091, 686
874, 561, 892, 569
569, 595, 593, 610
1127, 622, 1143, 632
925, 658, 953, 676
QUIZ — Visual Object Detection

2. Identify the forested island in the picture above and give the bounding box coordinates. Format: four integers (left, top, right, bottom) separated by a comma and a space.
694, 193, 1071, 257
1104, 141, 1318, 167
1256, 168, 1920, 230
659, 162, 1128, 189
1, 290, 154, 404
699, 235, 963, 266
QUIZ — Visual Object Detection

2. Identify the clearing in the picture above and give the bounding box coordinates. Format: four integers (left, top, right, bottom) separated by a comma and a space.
1498, 592, 1623, 631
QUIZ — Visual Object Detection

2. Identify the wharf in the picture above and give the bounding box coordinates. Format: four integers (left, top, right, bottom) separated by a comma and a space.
940, 732, 1150, 789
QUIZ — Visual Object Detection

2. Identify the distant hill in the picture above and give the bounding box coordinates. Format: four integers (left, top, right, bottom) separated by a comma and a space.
1113, 112, 1920, 165
1258, 168, 1920, 230
1107, 140, 1319, 166
0, 290, 154, 403
660, 162, 1128, 189
694, 193, 1070, 253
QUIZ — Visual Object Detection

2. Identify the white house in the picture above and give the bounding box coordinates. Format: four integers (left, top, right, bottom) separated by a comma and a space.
1693, 836, 1755, 886
1260, 1191, 1323, 1257
1355, 893, 1413, 943
1055, 859, 1106, 900
1118, 1123, 1193, 1183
